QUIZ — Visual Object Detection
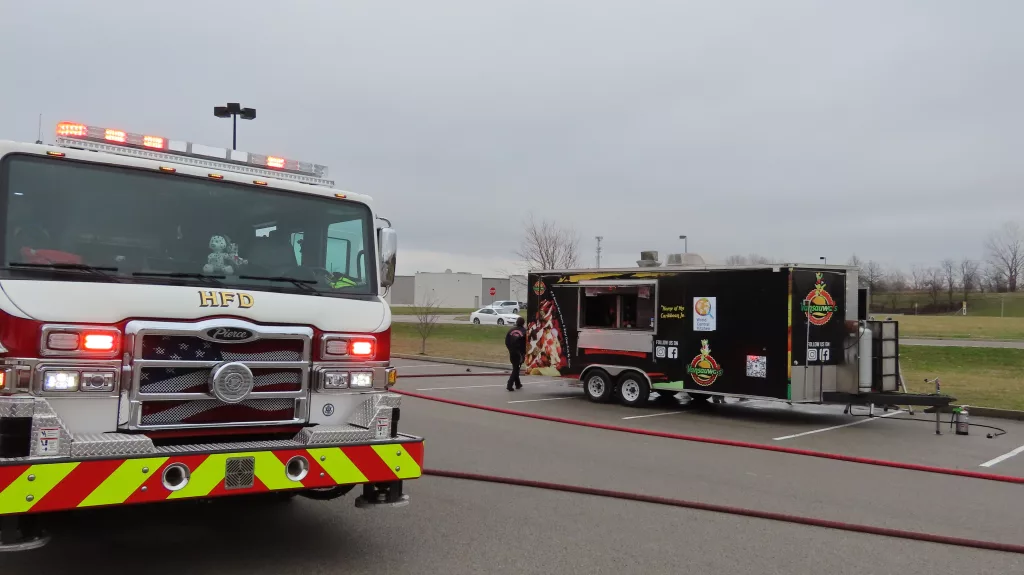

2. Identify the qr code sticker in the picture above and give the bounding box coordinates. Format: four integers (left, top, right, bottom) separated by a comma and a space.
746, 355, 767, 378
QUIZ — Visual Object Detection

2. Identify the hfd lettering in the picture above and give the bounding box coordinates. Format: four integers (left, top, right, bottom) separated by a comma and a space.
199, 291, 254, 308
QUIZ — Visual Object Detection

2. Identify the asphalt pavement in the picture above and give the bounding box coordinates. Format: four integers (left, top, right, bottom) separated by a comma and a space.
2, 358, 1022, 574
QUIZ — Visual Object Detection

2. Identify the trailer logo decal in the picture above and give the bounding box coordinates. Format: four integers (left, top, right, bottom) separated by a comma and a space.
687, 340, 723, 386
800, 273, 838, 326
693, 297, 716, 332
532, 280, 546, 296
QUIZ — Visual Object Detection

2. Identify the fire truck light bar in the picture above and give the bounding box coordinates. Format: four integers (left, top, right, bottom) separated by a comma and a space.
53, 122, 333, 186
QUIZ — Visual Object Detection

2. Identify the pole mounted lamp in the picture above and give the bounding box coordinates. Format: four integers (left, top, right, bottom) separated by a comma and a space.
213, 103, 256, 150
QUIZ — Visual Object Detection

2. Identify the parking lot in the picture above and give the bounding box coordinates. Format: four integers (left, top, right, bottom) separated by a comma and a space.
394, 358, 1024, 477
1, 358, 1022, 574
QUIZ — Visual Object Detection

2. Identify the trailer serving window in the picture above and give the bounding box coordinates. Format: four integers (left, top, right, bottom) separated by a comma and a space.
579, 281, 657, 332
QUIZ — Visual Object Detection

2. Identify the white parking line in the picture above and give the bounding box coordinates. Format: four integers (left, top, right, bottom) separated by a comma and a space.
980, 445, 1024, 468
508, 397, 576, 404
414, 382, 546, 391
396, 363, 484, 370
622, 411, 685, 420
773, 411, 904, 440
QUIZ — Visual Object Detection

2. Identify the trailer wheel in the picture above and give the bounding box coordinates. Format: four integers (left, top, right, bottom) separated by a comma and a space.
583, 371, 614, 403
617, 373, 650, 407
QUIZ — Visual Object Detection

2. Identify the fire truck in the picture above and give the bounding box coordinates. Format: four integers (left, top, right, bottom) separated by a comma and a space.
0, 121, 423, 549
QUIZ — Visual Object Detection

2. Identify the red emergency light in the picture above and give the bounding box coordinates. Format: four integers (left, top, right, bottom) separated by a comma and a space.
56, 122, 87, 137
104, 129, 127, 143
54, 121, 334, 186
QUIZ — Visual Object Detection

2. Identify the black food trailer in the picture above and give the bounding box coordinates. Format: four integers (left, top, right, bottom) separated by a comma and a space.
524, 260, 954, 411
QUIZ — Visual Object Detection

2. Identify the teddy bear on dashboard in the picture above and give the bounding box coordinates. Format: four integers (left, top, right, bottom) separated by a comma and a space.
203, 235, 236, 275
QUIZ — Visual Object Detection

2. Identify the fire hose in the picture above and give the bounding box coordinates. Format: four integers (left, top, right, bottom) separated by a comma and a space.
394, 386, 1024, 485
395, 372, 1024, 553
421, 468, 1024, 555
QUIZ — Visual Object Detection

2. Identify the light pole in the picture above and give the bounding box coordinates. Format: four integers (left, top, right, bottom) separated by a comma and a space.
679, 235, 688, 253
820, 256, 827, 265
213, 103, 256, 150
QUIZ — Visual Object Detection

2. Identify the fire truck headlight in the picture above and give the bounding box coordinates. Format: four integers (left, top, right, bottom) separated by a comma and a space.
42, 371, 80, 392
81, 371, 115, 392
349, 372, 373, 389
322, 371, 349, 389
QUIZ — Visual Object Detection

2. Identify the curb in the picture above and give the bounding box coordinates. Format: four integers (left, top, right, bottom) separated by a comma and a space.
393, 354, 1024, 421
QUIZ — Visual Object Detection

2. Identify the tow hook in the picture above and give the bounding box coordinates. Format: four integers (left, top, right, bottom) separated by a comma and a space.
354, 481, 408, 509
0, 515, 50, 552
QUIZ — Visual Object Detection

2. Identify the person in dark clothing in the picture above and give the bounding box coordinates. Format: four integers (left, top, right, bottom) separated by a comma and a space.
505, 317, 527, 391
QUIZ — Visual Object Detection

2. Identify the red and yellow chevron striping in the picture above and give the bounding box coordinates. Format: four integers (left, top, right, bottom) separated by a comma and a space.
0, 440, 423, 515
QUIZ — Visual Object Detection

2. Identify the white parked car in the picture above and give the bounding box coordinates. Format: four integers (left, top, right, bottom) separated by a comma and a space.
486, 300, 520, 314
470, 308, 521, 326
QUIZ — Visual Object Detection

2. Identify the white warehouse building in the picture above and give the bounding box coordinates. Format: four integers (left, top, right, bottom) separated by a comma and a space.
414, 270, 482, 308
385, 271, 527, 309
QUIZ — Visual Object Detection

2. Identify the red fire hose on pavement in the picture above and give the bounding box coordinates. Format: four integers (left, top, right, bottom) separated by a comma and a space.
421, 468, 1024, 555
394, 388, 1024, 485
395, 371, 1024, 554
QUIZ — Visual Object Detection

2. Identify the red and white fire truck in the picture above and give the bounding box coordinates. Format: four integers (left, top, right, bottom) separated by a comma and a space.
0, 121, 422, 549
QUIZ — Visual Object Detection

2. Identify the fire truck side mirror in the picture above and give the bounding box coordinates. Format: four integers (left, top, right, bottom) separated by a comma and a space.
378, 227, 397, 288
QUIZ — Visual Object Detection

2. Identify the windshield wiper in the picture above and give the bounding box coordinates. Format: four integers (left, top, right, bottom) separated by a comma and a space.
132, 272, 225, 286
238, 275, 319, 294
7, 262, 122, 282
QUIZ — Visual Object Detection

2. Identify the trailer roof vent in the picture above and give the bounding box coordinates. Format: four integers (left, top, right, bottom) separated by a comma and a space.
637, 250, 662, 267
667, 253, 705, 266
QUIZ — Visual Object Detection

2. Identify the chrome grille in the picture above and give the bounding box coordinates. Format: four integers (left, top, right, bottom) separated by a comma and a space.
139, 367, 303, 394
124, 319, 313, 431
140, 398, 298, 426
140, 335, 303, 362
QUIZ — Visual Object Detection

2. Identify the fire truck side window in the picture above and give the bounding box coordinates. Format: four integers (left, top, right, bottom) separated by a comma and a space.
326, 219, 366, 281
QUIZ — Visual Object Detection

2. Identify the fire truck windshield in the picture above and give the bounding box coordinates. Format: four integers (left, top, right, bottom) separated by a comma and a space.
0, 154, 376, 297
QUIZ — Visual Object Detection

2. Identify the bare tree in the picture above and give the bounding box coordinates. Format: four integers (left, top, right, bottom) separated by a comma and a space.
984, 264, 1009, 293
847, 254, 863, 269
885, 268, 907, 311
985, 221, 1023, 292
413, 292, 443, 355
910, 265, 926, 292
959, 258, 979, 303
515, 213, 581, 271
941, 258, 957, 307
725, 255, 748, 265
747, 253, 774, 265
864, 260, 886, 292
924, 267, 942, 305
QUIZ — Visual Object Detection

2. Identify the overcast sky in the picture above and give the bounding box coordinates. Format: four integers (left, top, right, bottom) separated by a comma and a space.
2, 0, 1021, 276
